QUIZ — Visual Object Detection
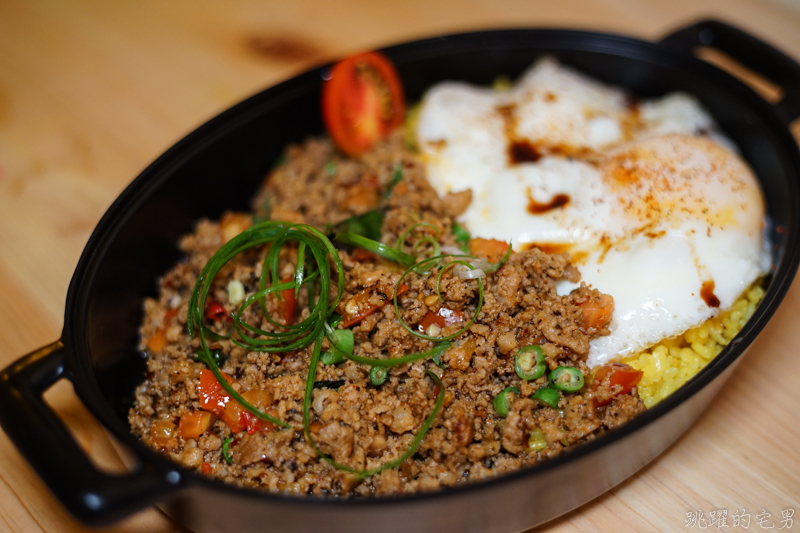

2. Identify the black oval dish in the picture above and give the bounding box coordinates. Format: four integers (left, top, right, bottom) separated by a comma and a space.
2, 19, 800, 533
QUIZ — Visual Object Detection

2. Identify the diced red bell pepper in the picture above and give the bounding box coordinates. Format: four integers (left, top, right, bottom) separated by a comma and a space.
197, 369, 244, 432
469, 237, 510, 263
417, 306, 464, 333
340, 283, 409, 328
274, 279, 298, 326
145, 308, 179, 352
591, 362, 643, 406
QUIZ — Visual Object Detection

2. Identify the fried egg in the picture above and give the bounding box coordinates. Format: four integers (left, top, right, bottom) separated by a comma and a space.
416, 58, 771, 367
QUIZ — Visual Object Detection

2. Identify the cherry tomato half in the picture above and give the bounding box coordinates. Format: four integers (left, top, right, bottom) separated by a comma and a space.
322, 52, 405, 157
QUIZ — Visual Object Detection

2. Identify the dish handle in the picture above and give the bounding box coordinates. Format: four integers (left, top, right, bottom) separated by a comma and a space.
0, 341, 183, 526
660, 18, 800, 125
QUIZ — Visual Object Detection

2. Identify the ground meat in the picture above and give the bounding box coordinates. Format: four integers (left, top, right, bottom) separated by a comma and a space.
129, 132, 646, 497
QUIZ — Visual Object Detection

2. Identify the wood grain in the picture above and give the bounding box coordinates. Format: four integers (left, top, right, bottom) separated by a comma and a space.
1, 1, 799, 532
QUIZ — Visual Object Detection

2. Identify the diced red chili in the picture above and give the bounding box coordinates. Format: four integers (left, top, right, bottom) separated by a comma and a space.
205, 299, 231, 322
418, 306, 464, 333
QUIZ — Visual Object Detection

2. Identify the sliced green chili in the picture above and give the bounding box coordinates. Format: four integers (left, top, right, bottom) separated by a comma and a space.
222, 436, 234, 465
526, 428, 548, 452
550, 366, 584, 392
493, 386, 520, 418
531, 387, 560, 408
369, 366, 388, 386
514, 345, 546, 380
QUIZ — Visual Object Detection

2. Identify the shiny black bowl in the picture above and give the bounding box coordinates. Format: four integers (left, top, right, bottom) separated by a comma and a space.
2, 19, 799, 533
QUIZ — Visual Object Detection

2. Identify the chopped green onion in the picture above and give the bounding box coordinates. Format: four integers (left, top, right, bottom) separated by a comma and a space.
526, 427, 548, 452
335, 231, 415, 267
383, 162, 403, 199
324, 161, 336, 176
321, 350, 345, 365
222, 436, 234, 464
321, 329, 352, 365
452, 223, 471, 253
369, 366, 388, 386
493, 386, 520, 418
327, 313, 343, 328
328, 328, 354, 353
550, 366, 584, 392
326, 210, 385, 241
431, 343, 448, 368
514, 345, 546, 381
531, 387, 560, 408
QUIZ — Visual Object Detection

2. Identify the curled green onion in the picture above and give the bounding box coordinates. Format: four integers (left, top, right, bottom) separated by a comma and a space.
514, 345, 546, 381
394, 256, 483, 343
335, 231, 415, 267
396, 222, 440, 254
550, 366, 584, 392
189, 222, 345, 430
493, 386, 520, 418
369, 366, 388, 386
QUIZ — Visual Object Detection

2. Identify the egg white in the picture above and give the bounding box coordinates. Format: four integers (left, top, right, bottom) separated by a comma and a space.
416, 58, 771, 367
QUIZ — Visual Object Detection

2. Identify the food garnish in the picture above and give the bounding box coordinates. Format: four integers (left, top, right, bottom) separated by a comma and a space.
493, 386, 520, 418
322, 51, 405, 156
514, 345, 546, 381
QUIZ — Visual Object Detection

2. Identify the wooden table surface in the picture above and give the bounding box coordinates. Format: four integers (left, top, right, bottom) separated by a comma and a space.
1, 1, 799, 532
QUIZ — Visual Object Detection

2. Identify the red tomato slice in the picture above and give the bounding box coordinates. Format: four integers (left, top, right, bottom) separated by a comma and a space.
591, 363, 643, 406
322, 52, 405, 156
